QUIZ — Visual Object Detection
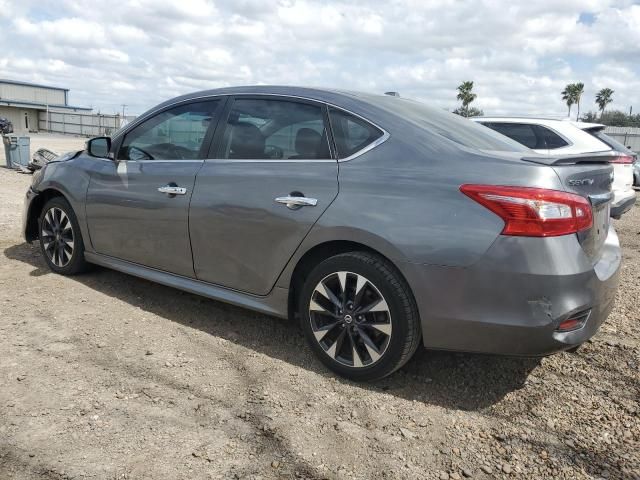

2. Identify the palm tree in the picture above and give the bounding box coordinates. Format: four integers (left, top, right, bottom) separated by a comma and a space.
595, 88, 614, 117
562, 84, 575, 118
573, 82, 584, 121
456, 81, 477, 117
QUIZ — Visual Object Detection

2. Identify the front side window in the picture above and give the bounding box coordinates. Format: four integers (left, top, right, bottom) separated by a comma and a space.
220, 98, 330, 160
118, 100, 220, 160
329, 108, 384, 159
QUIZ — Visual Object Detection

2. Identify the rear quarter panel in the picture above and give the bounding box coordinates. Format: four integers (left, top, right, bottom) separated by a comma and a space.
276, 127, 566, 289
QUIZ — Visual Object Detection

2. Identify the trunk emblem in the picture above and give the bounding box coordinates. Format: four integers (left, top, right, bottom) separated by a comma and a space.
568, 179, 594, 186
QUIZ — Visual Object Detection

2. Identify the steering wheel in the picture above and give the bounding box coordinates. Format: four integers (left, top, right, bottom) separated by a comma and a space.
264, 144, 284, 159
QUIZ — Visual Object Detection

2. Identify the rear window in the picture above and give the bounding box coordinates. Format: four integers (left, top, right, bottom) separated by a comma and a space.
588, 129, 633, 153
367, 96, 527, 152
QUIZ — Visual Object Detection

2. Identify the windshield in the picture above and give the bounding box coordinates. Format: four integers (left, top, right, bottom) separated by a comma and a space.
364, 95, 528, 152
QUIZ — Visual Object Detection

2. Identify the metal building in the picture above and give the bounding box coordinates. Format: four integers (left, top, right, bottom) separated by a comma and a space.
0, 78, 91, 133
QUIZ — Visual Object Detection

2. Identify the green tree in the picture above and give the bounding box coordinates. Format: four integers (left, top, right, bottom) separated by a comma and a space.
453, 106, 484, 117
573, 82, 585, 121
561, 84, 575, 117
595, 88, 614, 117
562, 82, 585, 120
455, 81, 478, 117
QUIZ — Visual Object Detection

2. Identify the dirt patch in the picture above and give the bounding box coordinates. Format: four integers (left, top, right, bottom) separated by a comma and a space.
0, 166, 638, 479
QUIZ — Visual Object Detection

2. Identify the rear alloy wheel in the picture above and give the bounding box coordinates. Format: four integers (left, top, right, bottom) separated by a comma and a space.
38, 197, 88, 275
309, 271, 392, 368
299, 252, 421, 381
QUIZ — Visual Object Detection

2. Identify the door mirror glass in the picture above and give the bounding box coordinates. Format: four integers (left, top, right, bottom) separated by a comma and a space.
87, 137, 111, 158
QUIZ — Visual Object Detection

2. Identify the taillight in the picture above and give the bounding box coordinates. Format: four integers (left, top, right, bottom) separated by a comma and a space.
460, 185, 593, 237
610, 155, 633, 164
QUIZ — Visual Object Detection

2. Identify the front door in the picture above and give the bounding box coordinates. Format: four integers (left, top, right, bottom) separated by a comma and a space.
189, 96, 339, 295
86, 99, 223, 277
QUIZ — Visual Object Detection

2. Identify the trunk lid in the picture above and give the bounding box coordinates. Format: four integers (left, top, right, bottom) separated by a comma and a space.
523, 152, 615, 263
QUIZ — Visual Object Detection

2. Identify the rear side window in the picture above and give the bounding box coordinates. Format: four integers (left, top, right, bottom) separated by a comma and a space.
533, 125, 569, 149
329, 108, 383, 159
483, 123, 538, 149
219, 98, 331, 160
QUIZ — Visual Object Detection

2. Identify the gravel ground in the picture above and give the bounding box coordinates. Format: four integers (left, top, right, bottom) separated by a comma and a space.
0, 163, 638, 480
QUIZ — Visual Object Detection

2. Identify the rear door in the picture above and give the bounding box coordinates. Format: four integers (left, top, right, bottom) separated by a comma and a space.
86, 99, 223, 277
189, 96, 339, 295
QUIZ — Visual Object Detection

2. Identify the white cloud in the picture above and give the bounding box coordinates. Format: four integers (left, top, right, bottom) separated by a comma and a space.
0, 0, 638, 116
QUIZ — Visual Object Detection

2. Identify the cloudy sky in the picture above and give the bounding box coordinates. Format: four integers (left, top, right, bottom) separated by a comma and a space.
1, 0, 639, 117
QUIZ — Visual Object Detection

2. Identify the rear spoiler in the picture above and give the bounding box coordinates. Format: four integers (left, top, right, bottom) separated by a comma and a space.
521, 151, 617, 166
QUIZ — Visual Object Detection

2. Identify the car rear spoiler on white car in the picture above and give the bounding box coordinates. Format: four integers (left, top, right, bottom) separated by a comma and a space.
521, 152, 617, 166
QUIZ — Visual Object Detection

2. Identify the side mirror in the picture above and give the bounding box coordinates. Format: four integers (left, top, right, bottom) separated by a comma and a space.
86, 137, 112, 159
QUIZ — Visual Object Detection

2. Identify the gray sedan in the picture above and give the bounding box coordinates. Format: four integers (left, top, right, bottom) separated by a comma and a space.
22, 86, 621, 381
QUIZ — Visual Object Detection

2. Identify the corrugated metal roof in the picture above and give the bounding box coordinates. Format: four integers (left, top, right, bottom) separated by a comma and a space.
0, 99, 91, 111
0, 78, 69, 91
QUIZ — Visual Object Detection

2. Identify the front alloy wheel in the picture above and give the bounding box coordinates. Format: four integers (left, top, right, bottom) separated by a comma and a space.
41, 206, 75, 268
38, 197, 88, 275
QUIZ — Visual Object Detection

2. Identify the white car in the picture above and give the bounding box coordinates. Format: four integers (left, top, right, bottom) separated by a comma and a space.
472, 117, 636, 218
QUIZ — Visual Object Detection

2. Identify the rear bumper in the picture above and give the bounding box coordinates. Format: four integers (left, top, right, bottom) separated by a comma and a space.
401, 226, 621, 356
610, 190, 636, 218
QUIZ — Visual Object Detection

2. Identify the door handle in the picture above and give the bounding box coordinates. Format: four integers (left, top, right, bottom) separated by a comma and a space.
275, 196, 318, 209
158, 185, 187, 196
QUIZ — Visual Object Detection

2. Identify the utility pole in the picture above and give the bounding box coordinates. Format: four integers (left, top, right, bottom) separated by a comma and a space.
121, 104, 127, 129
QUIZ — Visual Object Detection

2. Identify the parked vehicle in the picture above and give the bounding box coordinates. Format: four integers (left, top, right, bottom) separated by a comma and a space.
23, 87, 621, 380
472, 117, 636, 218
29, 148, 60, 171
587, 130, 639, 187
0, 116, 13, 134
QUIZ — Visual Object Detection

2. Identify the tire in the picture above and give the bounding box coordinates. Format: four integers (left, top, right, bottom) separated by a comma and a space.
299, 252, 421, 381
38, 196, 89, 275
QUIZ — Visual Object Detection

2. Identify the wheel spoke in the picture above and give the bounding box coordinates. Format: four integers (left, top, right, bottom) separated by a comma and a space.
337, 272, 347, 295
357, 297, 389, 315
325, 328, 346, 359
313, 321, 341, 342
315, 281, 341, 309
45, 210, 54, 229
362, 322, 392, 335
357, 326, 382, 362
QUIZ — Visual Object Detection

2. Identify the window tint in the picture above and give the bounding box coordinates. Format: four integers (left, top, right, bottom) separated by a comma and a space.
359, 96, 527, 152
220, 99, 330, 160
484, 123, 538, 149
533, 125, 568, 149
329, 108, 383, 159
118, 101, 219, 160
589, 129, 631, 153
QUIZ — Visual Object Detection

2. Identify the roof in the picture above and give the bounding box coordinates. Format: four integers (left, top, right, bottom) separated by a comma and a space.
0, 99, 91, 111
0, 78, 69, 92
153, 85, 379, 108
